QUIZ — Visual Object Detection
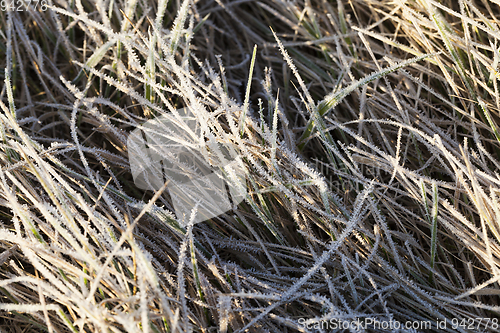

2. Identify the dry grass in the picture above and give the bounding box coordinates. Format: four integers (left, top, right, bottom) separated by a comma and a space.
0, 0, 499, 332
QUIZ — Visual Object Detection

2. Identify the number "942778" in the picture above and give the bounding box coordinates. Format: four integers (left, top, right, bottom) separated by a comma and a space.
1, 0, 47, 11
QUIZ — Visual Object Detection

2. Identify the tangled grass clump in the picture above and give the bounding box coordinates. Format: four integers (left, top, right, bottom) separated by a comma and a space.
0, 0, 500, 332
